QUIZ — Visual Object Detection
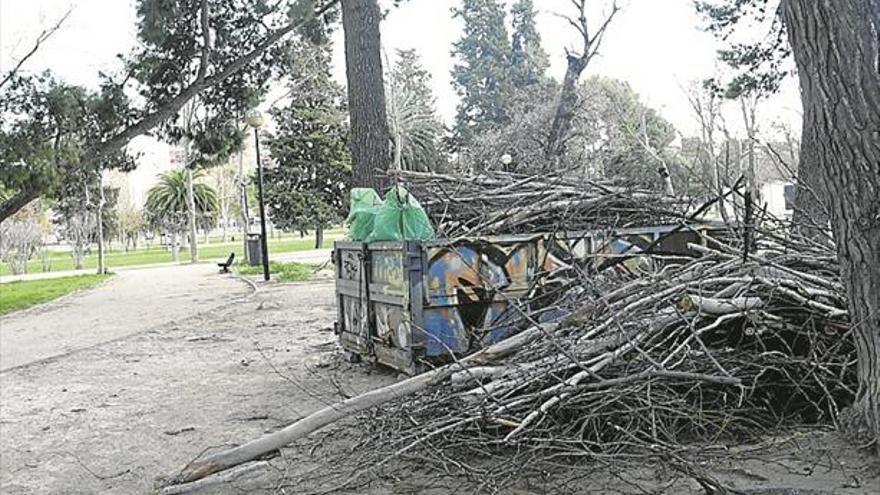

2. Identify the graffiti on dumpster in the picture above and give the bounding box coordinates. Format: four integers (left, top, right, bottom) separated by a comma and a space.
336, 226, 720, 372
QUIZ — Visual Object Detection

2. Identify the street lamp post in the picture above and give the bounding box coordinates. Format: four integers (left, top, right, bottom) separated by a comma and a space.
246, 110, 270, 281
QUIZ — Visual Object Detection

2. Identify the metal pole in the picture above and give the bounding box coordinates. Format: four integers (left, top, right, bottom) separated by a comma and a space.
254, 128, 270, 281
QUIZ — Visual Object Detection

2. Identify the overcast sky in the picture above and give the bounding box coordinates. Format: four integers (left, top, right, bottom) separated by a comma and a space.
1, 0, 803, 200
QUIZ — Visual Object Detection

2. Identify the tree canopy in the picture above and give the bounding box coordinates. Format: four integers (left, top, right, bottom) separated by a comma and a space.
0, 0, 341, 223
144, 168, 219, 231
451, 0, 514, 147
509, 0, 549, 89
264, 33, 350, 247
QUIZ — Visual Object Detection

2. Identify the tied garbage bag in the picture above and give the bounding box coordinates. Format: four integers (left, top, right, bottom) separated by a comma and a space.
346, 188, 383, 241
367, 185, 436, 242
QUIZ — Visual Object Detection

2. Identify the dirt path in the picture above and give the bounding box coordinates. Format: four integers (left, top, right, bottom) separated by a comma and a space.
0, 263, 250, 371
0, 281, 395, 494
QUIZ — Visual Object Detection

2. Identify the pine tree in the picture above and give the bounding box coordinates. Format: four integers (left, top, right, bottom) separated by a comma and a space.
451, 0, 513, 148
509, 0, 549, 89
387, 49, 445, 171
264, 36, 350, 249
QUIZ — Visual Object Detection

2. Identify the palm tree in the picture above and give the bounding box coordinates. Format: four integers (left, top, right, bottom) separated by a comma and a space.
145, 169, 219, 262
385, 50, 444, 172
387, 87, 444, 171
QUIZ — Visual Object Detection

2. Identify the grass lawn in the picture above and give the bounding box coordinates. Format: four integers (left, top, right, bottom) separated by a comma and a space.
238, 261, 316, 283
0, 274, 113, 315
0, 229, 345, 276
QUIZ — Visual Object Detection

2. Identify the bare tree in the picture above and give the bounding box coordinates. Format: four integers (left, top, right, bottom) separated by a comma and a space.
0, 213, 43, 275
66, 210, 95, 271
683, 82, 729, 221
545, 0, 620, 160
211, 164, 237, 243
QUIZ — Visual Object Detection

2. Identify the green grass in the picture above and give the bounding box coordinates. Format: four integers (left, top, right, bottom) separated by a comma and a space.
0, 229, 344, 276
238, 261, 316, 283
0, 274, 113, 315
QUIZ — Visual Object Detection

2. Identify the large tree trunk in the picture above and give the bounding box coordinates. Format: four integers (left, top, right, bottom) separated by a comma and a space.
790, 125, 832, 240
782, 0, 880, 448
342, 0, 391, 190
545, 55, 588, 161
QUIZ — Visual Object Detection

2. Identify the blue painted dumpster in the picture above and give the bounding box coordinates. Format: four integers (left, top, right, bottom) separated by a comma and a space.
334, 224, 725, 374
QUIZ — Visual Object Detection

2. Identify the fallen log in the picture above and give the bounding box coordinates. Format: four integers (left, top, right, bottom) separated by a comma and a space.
158, 324, 550, 488
158, 461, 270, 495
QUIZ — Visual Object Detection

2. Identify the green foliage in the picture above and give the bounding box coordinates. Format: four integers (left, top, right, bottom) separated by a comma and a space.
145, 169, 219, 231
0, 73, 135, 208
0, 274, 113, 315
238, 261, 314, 282
264, 33, 350, 235
387, 49, 445, 171
509, 0, 549, 89
0, 232, 343, 276
1, 0, 340, 222
131, 0, 293, 165
451, 0, 514, 147
100, 187, 121, 241
695, 0, 791, 97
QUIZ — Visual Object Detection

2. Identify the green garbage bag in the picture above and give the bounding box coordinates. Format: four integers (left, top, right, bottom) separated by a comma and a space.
366, 186, 436, 242
346, 188, 382, 241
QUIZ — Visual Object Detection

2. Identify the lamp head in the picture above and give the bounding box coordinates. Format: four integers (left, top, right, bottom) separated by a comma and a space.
245, 110, 264, 129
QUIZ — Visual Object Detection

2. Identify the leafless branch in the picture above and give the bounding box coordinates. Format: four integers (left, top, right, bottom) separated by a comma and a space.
0, 8, 72, 89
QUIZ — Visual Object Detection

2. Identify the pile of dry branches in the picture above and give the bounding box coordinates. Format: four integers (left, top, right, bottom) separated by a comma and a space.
329, 232, 854, 489
389, 170, 693, 237
160, 227, 855, 493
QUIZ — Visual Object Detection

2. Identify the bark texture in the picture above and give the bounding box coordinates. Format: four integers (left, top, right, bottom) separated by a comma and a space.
342, 0, 391, 190
545, 55, 588, 159
782, 0, 880, 447
0, 189, 40, 224
790, 124, 832, 239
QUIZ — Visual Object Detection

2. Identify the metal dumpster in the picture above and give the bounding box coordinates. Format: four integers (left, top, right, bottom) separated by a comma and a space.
334, 223, 726, 374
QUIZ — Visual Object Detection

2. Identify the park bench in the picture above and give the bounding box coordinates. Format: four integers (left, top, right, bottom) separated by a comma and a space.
217, 253, 235, 273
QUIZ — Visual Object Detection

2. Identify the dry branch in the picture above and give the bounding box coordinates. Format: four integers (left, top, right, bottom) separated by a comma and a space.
389, 169, 693, 237
160, 324, 548, 486
161, 224, 854, 491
